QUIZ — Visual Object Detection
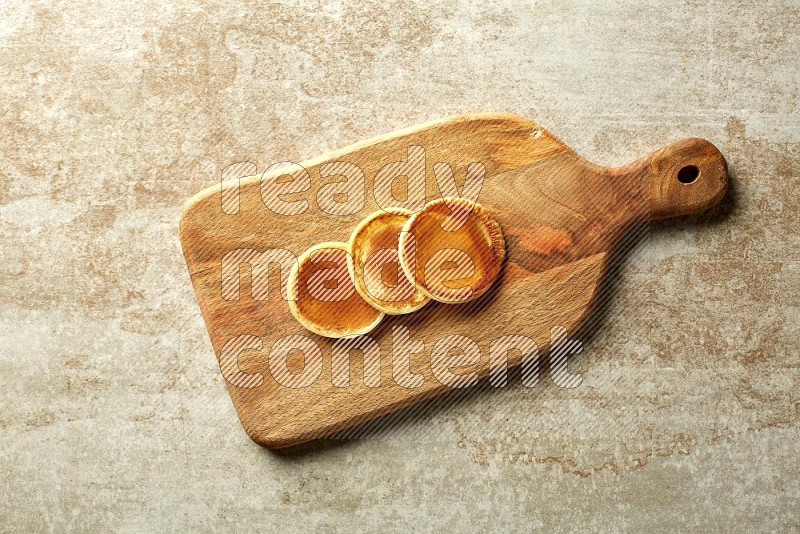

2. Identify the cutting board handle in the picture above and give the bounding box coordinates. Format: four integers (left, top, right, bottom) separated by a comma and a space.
615, 138, 729, 221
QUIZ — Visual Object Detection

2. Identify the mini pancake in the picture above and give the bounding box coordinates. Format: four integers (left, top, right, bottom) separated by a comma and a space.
398, 198, 505, 303
347, 208, 429, 315
287, 242, 384, 338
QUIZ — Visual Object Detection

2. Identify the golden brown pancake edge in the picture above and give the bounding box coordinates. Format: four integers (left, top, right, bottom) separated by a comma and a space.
398, 198, 505, 304
287, 241, 384, 338
347, 208, 430, 315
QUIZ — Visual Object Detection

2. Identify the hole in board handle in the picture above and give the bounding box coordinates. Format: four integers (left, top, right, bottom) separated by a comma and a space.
677, 165, 700, 184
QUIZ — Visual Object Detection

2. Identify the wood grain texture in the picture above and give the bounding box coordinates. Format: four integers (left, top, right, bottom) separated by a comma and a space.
179, 113, 728, 448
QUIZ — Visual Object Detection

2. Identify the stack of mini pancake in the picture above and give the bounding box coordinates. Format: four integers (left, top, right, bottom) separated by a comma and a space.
287, 198, 506, 338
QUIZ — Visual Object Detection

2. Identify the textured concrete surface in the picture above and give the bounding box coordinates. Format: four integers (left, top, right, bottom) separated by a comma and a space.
1, 0, 798, 531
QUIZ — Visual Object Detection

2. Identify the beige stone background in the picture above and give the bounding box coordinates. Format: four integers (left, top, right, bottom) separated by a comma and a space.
1, 0, 798, 531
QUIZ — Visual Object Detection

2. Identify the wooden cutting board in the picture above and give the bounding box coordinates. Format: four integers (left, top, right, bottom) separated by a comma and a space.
179, 113, 728, 448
